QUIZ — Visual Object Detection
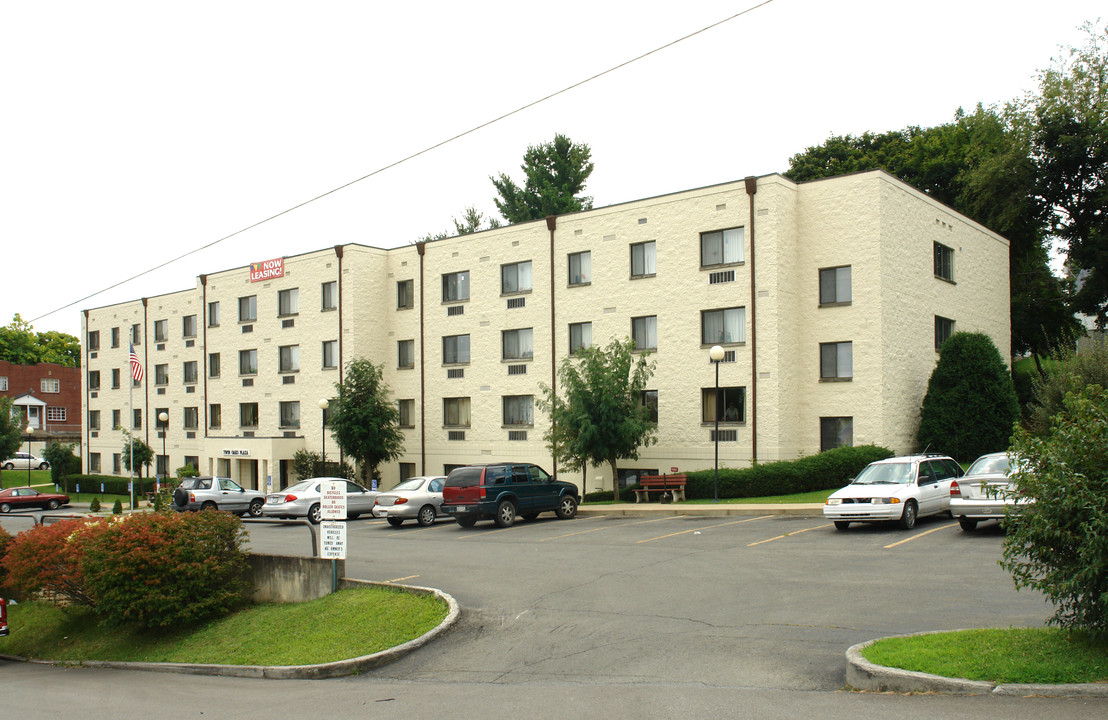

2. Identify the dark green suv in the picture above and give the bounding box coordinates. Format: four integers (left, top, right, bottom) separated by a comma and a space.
441, 463, 579, 528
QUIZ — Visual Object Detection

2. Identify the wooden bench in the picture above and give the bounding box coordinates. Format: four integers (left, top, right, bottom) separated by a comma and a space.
633, 474, 687, 503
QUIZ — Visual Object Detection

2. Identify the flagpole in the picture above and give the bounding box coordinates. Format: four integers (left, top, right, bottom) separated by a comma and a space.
129, 356, 134, 514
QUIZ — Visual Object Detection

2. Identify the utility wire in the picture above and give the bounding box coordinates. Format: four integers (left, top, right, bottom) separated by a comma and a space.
31, 0, 778, 325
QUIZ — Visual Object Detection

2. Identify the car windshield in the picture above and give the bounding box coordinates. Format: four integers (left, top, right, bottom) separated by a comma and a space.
965, 455, 1013, 476
391, 478, 425, 492
852, 462, 912, 485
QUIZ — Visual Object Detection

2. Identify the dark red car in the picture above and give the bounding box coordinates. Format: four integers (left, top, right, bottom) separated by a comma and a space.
0, 487, 70, 513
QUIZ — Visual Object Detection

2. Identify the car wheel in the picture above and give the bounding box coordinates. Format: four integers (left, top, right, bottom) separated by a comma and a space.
201, 501, 218, 511
556, 495, 578, 520
898, 500, 918, 530
247, 498, 264, 517
417, 505, 436, 527
456, 515, 478, 528
958, 517, 978, 532
834, 521, 851, 531
387, 517, 404, 527
47, 499, 60, 510
2, 463, 13, 470
348, 513, 361, 520
308, 504, 322, 524
0, 502, 10, 513
38, 463, 49, 470
522, 513, 540, 522
494, 500, 517, 528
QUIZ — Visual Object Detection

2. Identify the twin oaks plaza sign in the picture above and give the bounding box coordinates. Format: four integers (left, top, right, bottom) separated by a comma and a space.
249, 257, 284, 282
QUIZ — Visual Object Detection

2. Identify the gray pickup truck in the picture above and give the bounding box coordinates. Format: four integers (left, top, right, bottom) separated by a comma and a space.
172, 476, 265, 517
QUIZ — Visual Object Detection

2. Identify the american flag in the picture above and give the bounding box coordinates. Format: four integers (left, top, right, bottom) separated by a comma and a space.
129, 345, 144, 382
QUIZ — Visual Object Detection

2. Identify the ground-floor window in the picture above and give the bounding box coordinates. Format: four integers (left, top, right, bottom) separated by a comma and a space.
820, 417, 853, 451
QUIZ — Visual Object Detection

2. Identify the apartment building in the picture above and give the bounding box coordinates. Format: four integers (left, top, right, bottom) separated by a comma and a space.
80, 171, 1010, 495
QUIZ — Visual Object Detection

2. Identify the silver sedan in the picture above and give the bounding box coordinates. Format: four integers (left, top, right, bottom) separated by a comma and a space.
372, 476, 447, 527
261, 477, 379, 524
949, 452, 1026, 531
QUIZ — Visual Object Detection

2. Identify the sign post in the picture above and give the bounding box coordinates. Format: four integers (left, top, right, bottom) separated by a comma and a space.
319, 480, 347, 592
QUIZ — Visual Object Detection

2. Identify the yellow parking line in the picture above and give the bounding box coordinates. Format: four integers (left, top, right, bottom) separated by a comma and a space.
383, 575, 420, 583
635, 515, 773, 544
747, 523, 832, 546
541, 516, 670, 541
884, 522, 954, 548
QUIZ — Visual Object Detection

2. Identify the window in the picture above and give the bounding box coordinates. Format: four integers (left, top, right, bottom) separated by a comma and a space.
501, 261, 533, 294
208, 301, 220, 327
88, 410, 100, 430
88, 370, 100, 390
278, 288, 299, 316
935, 316, 955, 351
502, 328, 534, 360
569, 322, 592, 355
154, 320, 167, 343
157, 455, 169, 479
631, 241, 656, 277
502, 395, 534, 426
155, 364, 169, 386
398, 399, 415, 428
239, 295, 257, 322
0, 377, 6, 391
700, 227, 744, 267
210, 404, 222, 429
112, 409, 120, 430
321, 281, 337, 311
821, 417, 854, 451
131, 323, 142, 345
819, 266, 852, 305
443, 397, 471, 428
443, 334, 470, 364
632, 316, 657, 351
240, 403, 259, 428
239, 349, 258, 375
397, 279, 414, 309
442, 271, 470, 302
90, 453, 101, 473
184, 456, 199, 473
111, 368, 120, 389
399, 463, 416, 483
934, 242, 954, 281
702, 387, 746, 423
209, 353, 220, 378
181, 314, 197, 338
279, 345, 300, 373
279, 401, 300, 429
112, 453, 120, 473
133, 408, 142, 429
641, 390, 658, 423
87, 330, 100, 351
322, 340, 338, 369
41, 378, 60, 393
181, 361, 197, 385
701, 308, 745, 345
398, 340, 415, 369
47, 407, 66, 423
183, 407, 198, 430
111, 327, 120, 348
156, 407, 169, 428
568, 251, 591, 286
820, 342, 853, 380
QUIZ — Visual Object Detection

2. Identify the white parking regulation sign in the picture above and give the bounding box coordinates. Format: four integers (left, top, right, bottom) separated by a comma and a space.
320, 520, 347, 559
320, 480, 347, 520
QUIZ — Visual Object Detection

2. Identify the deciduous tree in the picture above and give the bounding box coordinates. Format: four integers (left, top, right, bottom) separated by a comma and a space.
0, 314, 80, 367
0, 398, 24, 471
120, 429, 154, 479
329, 359, 404, 485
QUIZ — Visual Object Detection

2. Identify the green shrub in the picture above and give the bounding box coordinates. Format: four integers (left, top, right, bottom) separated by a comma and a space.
111, 499, 122, 515
89, 497, 101, 513
42, 442, 81, 485
60, 475, 157, 497
1003, 385, 1108, 639
685, 445, 893, 500
917, 332, 1019, 462
1028, 339, 1108, 435
0, 525, 12, 594
80, 510, 251, 631
175, 464, 199, 478
1, 518, 107, 605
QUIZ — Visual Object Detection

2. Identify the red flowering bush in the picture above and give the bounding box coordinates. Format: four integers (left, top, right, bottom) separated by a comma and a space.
1, 517, 108, 605
80, 510, 251, 631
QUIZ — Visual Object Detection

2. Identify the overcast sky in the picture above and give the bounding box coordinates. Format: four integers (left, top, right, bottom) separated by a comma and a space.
4, 1, 1102, 338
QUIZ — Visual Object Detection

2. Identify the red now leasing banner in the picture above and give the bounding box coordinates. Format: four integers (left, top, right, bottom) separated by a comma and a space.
249, 257, 284, 282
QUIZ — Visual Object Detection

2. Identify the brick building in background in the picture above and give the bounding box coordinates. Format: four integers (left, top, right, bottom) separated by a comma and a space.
0, 360, 82, 457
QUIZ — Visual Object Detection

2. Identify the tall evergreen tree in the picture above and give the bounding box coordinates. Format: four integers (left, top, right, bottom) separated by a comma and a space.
491, 134, 594, 224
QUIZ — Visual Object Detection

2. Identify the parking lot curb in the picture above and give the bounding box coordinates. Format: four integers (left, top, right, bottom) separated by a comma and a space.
846, 633, 1108, 698
3, 580, 459, 679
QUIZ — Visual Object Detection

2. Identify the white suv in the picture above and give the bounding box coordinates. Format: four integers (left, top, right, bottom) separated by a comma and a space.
823, 454, 964, 530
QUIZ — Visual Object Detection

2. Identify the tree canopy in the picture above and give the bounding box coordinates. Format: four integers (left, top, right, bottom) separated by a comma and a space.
0, 397, 25, 466
538, 337, 656, 501
491, 134, 594, 224
0, 314, 81, 367
329, 358, 404, 484
120, 429, 154, 479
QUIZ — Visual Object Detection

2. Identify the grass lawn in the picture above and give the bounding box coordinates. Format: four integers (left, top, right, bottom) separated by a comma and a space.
0, 586, 447, 666
863, 628, 1108, 685
590, 488, 834, 505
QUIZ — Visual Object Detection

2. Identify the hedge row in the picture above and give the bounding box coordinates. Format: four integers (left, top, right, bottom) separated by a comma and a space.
58, 475, 164, 496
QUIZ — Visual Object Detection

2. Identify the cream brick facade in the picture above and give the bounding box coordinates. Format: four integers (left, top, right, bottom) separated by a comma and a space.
81, 171, 1010, 495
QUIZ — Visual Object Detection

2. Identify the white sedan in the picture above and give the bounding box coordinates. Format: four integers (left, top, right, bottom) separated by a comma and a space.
2, 453, 50, 471
824, 454, 964, 530
261, 477, 379, 524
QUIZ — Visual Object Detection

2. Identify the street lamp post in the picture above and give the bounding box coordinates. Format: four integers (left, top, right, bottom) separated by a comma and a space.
709, 345, 725, 503
25, 426, 33, 487
318, 399, 329, 476
158, 411, 169, 492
